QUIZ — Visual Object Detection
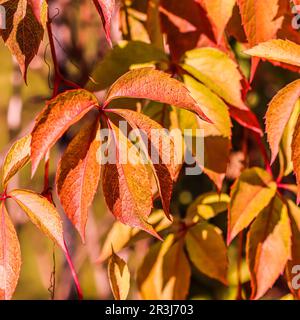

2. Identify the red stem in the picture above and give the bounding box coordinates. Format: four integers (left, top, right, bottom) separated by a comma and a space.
63, 240, 83, 300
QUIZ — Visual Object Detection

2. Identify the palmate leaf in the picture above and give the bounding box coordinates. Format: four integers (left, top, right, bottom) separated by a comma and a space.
228, 167, 277, 243
246, 196, 291, 300
108, 250, 130, 300
56, 119, 101, 242
0, 0, 47, 81
0, 203, 21, 300
291, 115, 300, 202
265, 80, 300, 164
31, 89, 98, 175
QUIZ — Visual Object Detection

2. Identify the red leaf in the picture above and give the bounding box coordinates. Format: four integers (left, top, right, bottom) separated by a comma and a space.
93, 0, 115, 45
0, 203, 21, 300
159, 0, 215, 61
56, 119, 101, 242
30, 89, 98, 176
105, 67, 211, 122
229, 106, 263, 136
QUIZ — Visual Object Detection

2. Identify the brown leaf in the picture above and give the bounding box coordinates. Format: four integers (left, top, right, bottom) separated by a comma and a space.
108, 250, 130, 300
0, 0, 47, 81
31, 89, 98, 175
56, 119, 101, 242
0, 203, 21, 300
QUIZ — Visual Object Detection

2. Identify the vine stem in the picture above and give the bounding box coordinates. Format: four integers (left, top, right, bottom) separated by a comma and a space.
64, 240, 83, 300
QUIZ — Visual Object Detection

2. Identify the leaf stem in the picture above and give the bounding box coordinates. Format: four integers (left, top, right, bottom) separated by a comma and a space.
63, 239, 83, 300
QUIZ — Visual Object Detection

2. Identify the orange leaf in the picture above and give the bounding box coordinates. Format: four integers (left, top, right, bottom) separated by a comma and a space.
228, 167, 277, 243
266, 80, 300, 164
101, 121, 159, 238
104, 67, 211, 122
246, 196, 291, 300
30, 89, 98, 176
196, 0, 236, 43
0, 203, 21, 300
245, 39, 300, 68
109, 108, 177, 219
10, 189, 66, 252
237, 0, 284, 80
56, 119, 101, 242
185, 222, 228, 284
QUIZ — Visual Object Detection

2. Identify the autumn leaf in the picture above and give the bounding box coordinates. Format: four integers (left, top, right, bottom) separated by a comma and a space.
187, 192, 230, 221
137, 234, 177, 299
228, 167, 277, 244
10, 189, 66, 252
109, 108, 177, 219
292, 115, 300, 202
101, 121, 159, 238
182, 48, 247, 109
196, 0, 236, 43
0, 203, 21, 300
30, 89, 98, 176
245, 39, 300, 68
56, 119, 101, 242
2, 134, 31, 188
104, 67, 211, 122
159, 0, 215, 61
162, 238, 191, 300
0, 0, 47, 81
108, 250, 130, 300
92, 0, 115, 45
246, 196, 291, 300
185, 222, 228, 284
237, 0, 284, 80
286, 200, 300, 299
229, 106, 263, 136
265, 80, 300, 164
